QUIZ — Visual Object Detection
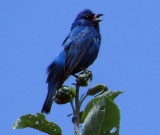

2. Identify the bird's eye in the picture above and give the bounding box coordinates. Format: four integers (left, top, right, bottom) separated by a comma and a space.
83, 15, 91, 20
82, 14, 93, 20
85, 15, 89, 19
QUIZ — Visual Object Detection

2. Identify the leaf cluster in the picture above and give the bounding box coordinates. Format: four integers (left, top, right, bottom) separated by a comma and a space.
13, 71, 124, 135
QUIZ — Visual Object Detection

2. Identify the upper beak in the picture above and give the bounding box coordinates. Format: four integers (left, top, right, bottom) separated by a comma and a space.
93, 14, 104, 22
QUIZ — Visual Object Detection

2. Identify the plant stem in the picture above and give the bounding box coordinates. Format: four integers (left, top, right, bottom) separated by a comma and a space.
74, 84, 80, 135
70, 102, 75, 115
80, 93, 88, 108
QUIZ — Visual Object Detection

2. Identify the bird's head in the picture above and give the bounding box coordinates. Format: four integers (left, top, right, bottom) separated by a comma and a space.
71, 9, 103, 32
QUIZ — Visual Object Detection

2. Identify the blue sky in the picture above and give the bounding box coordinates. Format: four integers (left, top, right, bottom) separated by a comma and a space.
0, 0, 160, 135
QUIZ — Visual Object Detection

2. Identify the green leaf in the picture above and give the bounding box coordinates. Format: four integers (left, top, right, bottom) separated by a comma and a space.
87, 84, 108, 96
82, 90, 124, 123
82, 98, 101, 123
70, 86, 76, 97
96, 90, 125, 100
13, 113, 62, 135
81, 97, 120, 135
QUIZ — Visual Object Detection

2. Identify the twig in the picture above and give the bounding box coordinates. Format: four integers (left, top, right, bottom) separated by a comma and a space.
80, 93, 88, 108
70, 102, 75, 115
74, 84, 80, 135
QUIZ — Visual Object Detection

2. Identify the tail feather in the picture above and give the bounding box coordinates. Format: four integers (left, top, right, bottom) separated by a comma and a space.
41, 86, 57, 113
42, 52, 66, 113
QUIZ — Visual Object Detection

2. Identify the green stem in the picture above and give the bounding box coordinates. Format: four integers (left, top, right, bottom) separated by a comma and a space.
80, 93, 88, 108
70, 102, 75, 115
74, 84, 80, 135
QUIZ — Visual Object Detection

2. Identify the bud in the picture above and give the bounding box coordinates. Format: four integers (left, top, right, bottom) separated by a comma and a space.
54, 86, 76, 104
77, 70, 93, 86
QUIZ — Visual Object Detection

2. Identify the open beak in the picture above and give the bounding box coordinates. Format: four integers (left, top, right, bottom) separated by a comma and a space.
93, 14, 104, 22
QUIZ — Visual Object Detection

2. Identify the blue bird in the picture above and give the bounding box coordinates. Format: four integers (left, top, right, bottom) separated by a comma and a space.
41, 9, 103, 113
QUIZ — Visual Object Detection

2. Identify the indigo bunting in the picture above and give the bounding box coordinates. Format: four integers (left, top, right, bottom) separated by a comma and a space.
41, 9, 103, 113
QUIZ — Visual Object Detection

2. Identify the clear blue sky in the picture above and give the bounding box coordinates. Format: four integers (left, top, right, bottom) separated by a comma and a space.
0, 0, 160, 135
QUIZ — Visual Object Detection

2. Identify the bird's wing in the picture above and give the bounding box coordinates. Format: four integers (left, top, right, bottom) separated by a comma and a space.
62, 27, 94, 75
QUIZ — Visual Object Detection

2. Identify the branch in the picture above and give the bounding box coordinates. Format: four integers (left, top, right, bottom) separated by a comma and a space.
74, 84, 80, 135
80, 93, 88, 108
70, 102, 75, 115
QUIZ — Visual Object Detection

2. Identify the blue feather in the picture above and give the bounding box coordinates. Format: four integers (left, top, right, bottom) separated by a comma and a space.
41, 9, 103, 113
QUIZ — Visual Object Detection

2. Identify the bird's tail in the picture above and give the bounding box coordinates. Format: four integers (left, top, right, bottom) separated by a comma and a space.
42, 51, 66, 113
41, 85, 57, 113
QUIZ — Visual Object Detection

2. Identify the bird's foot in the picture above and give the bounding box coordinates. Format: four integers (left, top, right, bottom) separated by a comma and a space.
72, 74, 79, 78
